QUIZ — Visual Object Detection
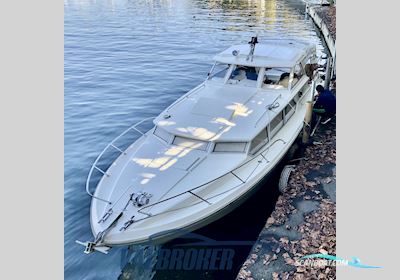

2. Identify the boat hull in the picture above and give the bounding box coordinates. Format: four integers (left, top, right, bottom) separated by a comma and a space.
102, 124, 303, 247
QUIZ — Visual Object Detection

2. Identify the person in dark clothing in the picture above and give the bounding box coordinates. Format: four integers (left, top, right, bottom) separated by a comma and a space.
313, 85, 336, 117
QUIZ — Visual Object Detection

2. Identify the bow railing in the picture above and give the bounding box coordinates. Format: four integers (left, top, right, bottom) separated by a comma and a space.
85, 117, 156, 204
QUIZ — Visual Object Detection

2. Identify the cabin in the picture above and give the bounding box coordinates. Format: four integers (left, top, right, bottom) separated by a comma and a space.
153, 40, 317, 157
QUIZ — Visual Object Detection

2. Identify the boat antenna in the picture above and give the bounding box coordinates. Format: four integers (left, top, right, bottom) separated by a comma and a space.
246, 36, 258, 62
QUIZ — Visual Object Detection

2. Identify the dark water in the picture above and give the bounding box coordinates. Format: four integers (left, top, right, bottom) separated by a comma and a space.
64, 0, 326, 279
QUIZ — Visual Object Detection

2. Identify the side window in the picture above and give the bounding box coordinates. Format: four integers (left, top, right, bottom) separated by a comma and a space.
284, 99, 296, 122
213, 142, 248, 153
277, 72, 290, 88
294, 63, 304, 78
250, 128, 268, 154
291, 63, 304, 87
263, 68, 292, 88
172, 136, 209, 151
270, 111, 284, 137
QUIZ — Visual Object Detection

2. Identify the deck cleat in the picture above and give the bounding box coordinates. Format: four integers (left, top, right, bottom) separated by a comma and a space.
98, 208, 113, 223
120, 215, 136, 231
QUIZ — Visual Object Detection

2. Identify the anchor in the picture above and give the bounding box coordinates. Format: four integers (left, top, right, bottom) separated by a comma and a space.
76, 212, 123, 254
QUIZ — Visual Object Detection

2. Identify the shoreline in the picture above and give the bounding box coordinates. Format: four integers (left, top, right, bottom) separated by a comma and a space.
237, 4, 337, 279
237, 120, 336, 279
307, 4, 336, 58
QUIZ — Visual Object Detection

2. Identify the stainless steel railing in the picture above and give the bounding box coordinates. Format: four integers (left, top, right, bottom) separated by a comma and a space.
85, 117, 156, 204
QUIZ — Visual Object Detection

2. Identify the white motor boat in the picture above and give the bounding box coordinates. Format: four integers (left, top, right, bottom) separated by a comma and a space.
77, 38, 320, 254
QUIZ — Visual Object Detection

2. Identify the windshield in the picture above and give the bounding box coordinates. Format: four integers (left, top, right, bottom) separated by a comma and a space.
262, 67, 292, 89
230, 66, 259, 81
208, 63, 230, 81
225, 65, 260, 86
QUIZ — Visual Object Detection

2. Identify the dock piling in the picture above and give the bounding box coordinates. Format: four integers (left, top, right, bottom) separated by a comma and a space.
324, 56, 333, 89
302, 101, 313, 145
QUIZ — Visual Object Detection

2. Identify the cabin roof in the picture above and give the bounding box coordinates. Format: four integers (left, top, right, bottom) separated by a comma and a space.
213, 40, 315, 68
154, 39, 314, 143
154, 82, 290, 142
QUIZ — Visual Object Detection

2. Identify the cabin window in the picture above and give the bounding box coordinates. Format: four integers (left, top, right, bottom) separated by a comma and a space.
249, 128, 268, 154
291, 63, 304, 88
153, 126, 170, 143
294, 63, 304, 78
284, 99, 296, 122
244, 66, 259, 81
263, 68, 291, 89
213, 142, 248, 153
270, 111, 284, 137
172, 136, 209, 151
208, 63, 230, 80
229, 65, 246, 81
228, 65, 259, 83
